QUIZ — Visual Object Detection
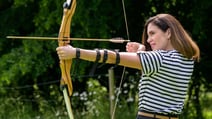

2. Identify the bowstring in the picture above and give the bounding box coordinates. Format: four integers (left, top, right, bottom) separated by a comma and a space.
111, 0, 130, 119
121, 0, 130, 40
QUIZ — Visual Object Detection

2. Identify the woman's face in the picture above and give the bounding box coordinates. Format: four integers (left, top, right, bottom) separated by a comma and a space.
147, 23, 173, 51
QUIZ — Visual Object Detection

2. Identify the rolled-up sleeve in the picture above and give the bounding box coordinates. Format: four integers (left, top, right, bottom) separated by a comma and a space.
137, 51, 163, 76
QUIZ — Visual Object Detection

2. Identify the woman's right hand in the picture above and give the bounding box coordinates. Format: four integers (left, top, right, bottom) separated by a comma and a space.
126, 42, 145, 52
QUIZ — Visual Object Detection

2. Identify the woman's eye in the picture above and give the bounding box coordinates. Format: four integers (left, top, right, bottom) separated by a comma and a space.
151, 32, 155, 35
148, 32, 154, 36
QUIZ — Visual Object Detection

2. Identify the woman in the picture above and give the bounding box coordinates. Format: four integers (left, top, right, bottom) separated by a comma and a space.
56, 14, 200, 119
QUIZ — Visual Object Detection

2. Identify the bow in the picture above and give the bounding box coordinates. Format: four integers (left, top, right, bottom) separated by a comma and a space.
58, 0, 76, 119
58, 0, 129, 118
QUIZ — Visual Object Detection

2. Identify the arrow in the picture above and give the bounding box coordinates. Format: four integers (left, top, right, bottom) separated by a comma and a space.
7, 36, 130, 43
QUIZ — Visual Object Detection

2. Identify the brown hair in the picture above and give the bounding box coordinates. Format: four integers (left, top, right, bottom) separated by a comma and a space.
142, 14, 200, 62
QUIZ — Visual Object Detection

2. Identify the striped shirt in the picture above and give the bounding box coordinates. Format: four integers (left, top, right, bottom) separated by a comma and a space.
137, 50, 194, 114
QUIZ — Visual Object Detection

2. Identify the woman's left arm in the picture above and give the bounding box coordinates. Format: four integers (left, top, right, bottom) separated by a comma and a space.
56, 45, 142, 70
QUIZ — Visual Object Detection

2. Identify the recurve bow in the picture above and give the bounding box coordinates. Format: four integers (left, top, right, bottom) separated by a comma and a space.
58, 0, 76, 119
58, 1, 129, 119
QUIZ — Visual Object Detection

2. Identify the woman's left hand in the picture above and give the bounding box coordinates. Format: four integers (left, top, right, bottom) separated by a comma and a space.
56, 45, 76, 60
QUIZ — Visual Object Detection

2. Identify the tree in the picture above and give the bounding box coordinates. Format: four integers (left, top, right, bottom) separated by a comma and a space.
0, 0, 211, 118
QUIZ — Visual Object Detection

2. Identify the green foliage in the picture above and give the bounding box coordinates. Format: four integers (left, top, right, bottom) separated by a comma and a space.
0, 97, 69, 119
202, 92, 212, 118
77, 78, 109, 118
0, 0, 211, 118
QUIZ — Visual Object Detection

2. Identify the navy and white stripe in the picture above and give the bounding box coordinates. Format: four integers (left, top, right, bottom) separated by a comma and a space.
137, 50, 194, 114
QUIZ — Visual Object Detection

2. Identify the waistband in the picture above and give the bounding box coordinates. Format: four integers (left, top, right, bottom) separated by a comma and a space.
138, 111, 178, 119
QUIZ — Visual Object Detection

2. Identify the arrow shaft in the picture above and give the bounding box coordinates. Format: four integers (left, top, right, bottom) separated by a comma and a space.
7, 36, 130, 43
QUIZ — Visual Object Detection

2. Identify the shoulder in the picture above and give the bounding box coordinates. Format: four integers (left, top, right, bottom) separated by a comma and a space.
157, 50, 194, 63
137, 50, 194, 66
137, 50, 172, 61
140, 50, 192, 60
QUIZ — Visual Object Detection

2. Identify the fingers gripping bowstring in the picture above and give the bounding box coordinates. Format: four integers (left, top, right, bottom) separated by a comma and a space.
111, 0, 130, 119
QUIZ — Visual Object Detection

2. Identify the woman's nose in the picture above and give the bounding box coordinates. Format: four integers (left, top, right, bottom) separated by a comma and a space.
147, 37, 151, 43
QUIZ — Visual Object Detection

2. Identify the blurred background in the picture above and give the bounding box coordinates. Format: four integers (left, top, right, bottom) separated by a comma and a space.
0, 0, 211, 119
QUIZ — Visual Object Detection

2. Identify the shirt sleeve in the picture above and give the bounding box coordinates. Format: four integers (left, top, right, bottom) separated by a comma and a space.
137, 51, 163, 76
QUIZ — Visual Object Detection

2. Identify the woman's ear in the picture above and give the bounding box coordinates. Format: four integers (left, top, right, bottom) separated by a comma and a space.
166, 28, 171, 39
